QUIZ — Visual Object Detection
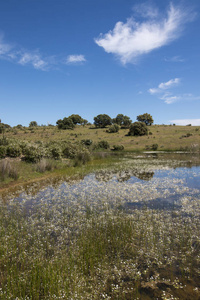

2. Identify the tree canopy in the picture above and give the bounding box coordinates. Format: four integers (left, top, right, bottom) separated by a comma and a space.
29, 121, 38, 127
68, 114, 84, 125
56, 117, 75, 130
113, 114, 132, 128
137, 113, 154, 126
93, 114, 112, 128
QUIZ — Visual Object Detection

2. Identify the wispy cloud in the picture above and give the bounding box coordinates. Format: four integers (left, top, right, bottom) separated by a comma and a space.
149, 78, 180, 95
148, 78, 200, 104
66, 54, 86, 64
170, 119, 200, 126
95, 3, 194, 64
18, 52, 48, 70
164, 55, 185, 62
0, 34, 86, 71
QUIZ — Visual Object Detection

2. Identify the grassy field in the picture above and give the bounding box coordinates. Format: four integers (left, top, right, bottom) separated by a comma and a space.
4, 124, 200, 151
0, 124, 200, 189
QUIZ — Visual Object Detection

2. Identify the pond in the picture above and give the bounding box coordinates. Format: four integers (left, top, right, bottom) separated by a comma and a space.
0, 153, 200, 299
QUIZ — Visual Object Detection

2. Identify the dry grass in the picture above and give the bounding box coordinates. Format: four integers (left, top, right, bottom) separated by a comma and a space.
4, 124, 200, 151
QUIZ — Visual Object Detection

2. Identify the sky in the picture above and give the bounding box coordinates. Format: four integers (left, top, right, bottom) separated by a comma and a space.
0, 0, 200, 126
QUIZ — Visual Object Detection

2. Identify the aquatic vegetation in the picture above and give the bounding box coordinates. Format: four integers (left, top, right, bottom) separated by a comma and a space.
0, 154, 200, 299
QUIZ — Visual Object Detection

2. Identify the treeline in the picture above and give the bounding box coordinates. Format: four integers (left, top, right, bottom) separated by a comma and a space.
56, 113, 154, 131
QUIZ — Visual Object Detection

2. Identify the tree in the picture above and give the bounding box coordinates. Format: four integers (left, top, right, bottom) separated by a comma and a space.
29, 121, 38, 127
137, 113, 154, 126
93, 114, 112, 128
128, 122, 148, 136
113, 114, 132, 128
68, 114, 84, 125
56, 117, 75, 130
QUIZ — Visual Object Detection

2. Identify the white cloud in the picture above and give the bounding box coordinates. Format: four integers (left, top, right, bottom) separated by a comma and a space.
148, 78, 180, 95
158, 78, 180, 90
95, 3, 194, 64
149, 78, 200, 104
0, 34, 87, 71
170, 119, 200, 126
66, 54, 86, 64
18, 52, 47, 70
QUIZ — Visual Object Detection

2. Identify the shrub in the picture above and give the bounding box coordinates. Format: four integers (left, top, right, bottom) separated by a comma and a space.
128, 122, 148, 136
94, 140, 110, 150
112, 145, 124, 151
6, 144, 21, 157
81, 139, 93, 146
0, 146, 6, 158
73, 149, 91, 166
62, 143, 80, 158
23, 145, 46, 163
107, 124, 119, 133
48, 145, 62, 160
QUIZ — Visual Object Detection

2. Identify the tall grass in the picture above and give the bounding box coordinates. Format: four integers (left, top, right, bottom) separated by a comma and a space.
0, 159, 19, 181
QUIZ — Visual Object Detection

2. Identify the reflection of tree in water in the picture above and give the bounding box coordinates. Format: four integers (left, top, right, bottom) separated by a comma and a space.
117, 171, 131, 182
133, 171, 154, 181
95, 169, 154, 182
95, 171, 113, 182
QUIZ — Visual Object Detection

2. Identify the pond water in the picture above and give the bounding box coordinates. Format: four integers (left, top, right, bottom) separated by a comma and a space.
1, 153, 200, 299
1, 153, 200, 214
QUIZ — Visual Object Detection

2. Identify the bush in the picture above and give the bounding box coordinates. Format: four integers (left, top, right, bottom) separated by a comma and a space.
128, 122, 148, 136
48, 145, 62, 160
73, 149, 91, 166
107, 124, 119, 133
81, 139, 93, 146
23, 145, 46, 163
0, 146, 6, 158
112, 145, 124, 151
6, 144, 21, 157
94, 140, 110, 150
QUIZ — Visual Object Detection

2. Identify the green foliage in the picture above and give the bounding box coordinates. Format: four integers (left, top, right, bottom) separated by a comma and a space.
112, 144, 124, 151
113, 114, 132, 128
6, 144, 21, 157
94, 140, 110, 149
29, 121, 38, 127
73, 148, 91, 166
81, 139, 93, 146
128, 122, 148, 136
0, 146, 6, 158
137, 113, 154, 126
107, 124, 119, 133
93, 114, 112, 128
56, 117, 75, 130
48, 145, 62, 159
68, 114, 84, 125
22, 145, 46, 163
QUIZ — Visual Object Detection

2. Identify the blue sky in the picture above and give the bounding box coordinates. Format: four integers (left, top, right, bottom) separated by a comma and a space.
1, 0, 200, 126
